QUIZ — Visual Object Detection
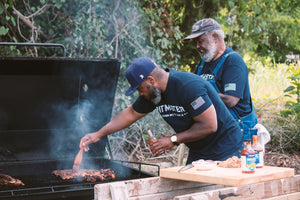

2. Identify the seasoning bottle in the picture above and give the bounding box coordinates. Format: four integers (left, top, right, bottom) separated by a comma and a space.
241, 139, 256, 173
147, 130, 163, 156
252, 135, 264, 168
147, 130, 156, 146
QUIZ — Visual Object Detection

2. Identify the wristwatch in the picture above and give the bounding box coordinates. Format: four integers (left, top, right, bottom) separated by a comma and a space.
171, 135, 179, 146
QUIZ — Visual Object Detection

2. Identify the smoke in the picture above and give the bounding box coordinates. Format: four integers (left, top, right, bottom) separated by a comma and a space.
46, 87, 109, 169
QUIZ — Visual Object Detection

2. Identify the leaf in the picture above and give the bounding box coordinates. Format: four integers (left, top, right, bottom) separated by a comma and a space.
254, 27, 260, 34
228, 1, 235, 8
10, 17, 16, 26
0, 26, 9, 36
254, 5, 261, 14
280, 110, 291, 117
261, 21, 267, 28
0, 6, 3, 15
291, 76, 300, 81
284, 86, 295, 92
294, 104, 300, 112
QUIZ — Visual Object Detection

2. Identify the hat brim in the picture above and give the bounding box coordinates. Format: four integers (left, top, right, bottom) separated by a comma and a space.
183, 32, 205, 41
125, 84, 140, 96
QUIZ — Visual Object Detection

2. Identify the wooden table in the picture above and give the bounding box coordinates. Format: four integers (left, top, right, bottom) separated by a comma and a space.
160, 166, 295, 187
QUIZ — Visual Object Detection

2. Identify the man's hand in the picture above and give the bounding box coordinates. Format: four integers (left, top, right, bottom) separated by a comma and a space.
80, 132, 101, 152
149, 136, 174, 157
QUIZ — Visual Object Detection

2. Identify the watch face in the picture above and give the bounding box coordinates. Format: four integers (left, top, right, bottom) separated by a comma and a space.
171, 135, 177, 142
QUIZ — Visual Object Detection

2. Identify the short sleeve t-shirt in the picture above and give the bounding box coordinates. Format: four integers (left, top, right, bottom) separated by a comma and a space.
132, 68, 243, 161
196, 47, 252, 117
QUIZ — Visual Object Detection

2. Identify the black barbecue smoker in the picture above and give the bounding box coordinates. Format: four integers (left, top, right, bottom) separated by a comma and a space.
0, 43, 156, 200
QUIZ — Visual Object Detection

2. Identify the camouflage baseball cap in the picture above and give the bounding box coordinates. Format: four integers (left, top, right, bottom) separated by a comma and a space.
183, 18, 222, 41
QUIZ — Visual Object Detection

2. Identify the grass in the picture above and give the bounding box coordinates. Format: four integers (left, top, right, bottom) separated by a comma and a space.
247, 55, 299, 154
247, 56, 293, 110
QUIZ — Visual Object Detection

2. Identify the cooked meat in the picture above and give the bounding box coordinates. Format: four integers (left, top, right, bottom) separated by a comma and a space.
0, 174, 25, 187
52, 169, 115, 182
101, 169, 116, 179
52, 169, 81, 180
217, 156, 241, 168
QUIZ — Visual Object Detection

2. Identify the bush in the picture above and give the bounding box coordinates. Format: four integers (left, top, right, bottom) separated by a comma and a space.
249, 58, 299, 154
273, 66, 300, 154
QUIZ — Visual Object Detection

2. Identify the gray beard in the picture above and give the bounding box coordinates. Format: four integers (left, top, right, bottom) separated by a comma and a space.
151, 87, 162, 105
200, 41, 218, 62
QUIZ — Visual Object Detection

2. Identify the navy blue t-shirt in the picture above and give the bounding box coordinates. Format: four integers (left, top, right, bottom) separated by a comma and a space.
132, 68, 243, 162
195, 47, 252, 117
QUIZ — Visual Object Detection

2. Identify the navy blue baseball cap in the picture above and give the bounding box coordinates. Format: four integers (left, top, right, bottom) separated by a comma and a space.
125, 57, 156, 96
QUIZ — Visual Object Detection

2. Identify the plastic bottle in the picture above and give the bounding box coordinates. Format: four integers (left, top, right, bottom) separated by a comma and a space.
252, 135, 264, 168
241, 139, 256, 173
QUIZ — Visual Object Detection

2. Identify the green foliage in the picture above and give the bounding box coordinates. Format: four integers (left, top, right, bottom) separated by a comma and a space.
247, 55, 292, 104
217, 0, 300, 63
249, 58, 299, 154
141, 0, 183, 69
281, 67, 300, 119
265, 65, 300, 154
1, 0, 299, 160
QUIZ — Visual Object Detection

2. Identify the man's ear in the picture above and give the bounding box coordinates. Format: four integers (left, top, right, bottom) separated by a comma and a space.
212, 33, 219, 42
146, 75, 155, 85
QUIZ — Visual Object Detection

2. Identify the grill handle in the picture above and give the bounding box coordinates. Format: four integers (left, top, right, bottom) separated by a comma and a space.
0, 42, 66, 57
112, 160, 160, 176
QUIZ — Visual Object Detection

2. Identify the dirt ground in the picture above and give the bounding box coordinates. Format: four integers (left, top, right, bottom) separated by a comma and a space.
264, 151, 300, 174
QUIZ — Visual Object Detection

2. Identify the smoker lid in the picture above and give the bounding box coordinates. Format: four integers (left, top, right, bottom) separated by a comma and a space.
0, 57, 120, 162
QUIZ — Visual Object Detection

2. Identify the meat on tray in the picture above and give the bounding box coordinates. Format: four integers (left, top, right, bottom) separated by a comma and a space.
52, 169, 115, 182
0, 174, 25, 187
217, 156, 241, 168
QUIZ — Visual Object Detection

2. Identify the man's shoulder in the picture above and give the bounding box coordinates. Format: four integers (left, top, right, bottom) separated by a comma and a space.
223, 47, 247, 67
224, 47, 241, 58
170, 68, 201, 80
169, 69, 208, 90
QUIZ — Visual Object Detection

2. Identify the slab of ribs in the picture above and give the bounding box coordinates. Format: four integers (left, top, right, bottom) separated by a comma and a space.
0, 174, 25, 187
52, 169, 115, 182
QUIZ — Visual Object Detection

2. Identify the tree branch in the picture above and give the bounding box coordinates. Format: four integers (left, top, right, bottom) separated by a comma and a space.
12, 6, 50, 40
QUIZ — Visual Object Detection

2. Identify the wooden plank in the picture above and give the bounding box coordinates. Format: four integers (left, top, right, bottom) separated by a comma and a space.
173, 175, 300, 200
263, 192, 300, 200
160, 166, 295, 187
95, 183, 111, 200
110, 182, 129, 200
94, 177, 226, 200
95, 175, 299, 200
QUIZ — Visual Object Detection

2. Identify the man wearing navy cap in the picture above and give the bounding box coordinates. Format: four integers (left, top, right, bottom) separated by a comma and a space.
184, 18, 257, 139
79, 57, 243, 164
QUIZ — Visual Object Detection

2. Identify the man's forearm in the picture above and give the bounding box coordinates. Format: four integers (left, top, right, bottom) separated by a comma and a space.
218, 93, 240, 108
100, 105, 146, 137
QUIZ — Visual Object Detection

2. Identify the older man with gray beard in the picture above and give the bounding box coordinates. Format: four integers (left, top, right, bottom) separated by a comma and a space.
184, 18, 257, 141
